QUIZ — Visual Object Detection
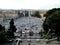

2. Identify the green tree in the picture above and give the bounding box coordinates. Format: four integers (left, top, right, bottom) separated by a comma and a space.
25, 11, 29, 17
44, 8, 60, 18
0, 30, 8, 44
43, 9, 60, 41
18, 10, 20, 16
8, 19, 17, 38
0, 24, 3, 31
0, 24, 9, 44
33, 11, 41, 18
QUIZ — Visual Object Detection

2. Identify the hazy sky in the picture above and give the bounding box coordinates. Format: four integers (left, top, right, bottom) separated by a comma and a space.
0, 0, 60, 10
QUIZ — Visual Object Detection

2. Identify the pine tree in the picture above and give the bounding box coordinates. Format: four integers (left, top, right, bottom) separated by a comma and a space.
8, 19, 17, 38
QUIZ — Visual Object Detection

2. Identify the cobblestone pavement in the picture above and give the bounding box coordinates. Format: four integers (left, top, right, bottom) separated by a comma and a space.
3, 17, 43, 33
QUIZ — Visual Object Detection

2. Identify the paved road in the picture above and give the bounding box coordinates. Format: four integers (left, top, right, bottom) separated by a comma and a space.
2, 39, 60, 45
15, 38, 60, 45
